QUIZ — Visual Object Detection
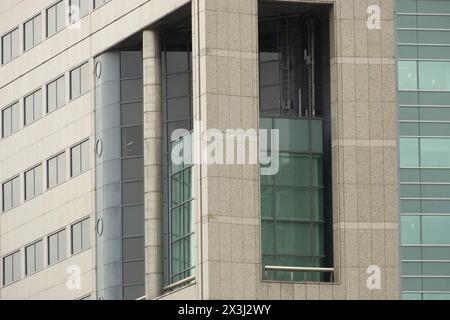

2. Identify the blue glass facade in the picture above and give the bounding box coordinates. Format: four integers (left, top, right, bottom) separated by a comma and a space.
397, 0, 450, 300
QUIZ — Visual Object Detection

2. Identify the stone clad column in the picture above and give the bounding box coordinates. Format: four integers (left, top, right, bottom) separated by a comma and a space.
192, 0, 260, 299
143, 30, 163, 299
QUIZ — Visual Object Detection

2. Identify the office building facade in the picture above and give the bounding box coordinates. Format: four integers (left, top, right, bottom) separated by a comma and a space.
0, 0, 414, 300
397, 0, 450, 300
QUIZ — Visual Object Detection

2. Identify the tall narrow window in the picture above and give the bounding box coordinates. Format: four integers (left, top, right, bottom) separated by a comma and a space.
47, 76, 65, 113
94, 0, 111, 9
25, 240, 43, 275
2, 176, 20, 212
48, 229, 66, 265
47, 152, 66, 189
46, 1, 65, 37
161, 32, 195, 285
1, 28, 19, 64
70, 140, 90, 177
25, 165, 43, 201
70, 62, 89, 100
24, 89, 42, 126
259, 5, 333, 282
24, 14, 42, 51
2, 102, 20, 138
69, 0, 90, 23
2, 251, 21, 286
71, 218, 91, 254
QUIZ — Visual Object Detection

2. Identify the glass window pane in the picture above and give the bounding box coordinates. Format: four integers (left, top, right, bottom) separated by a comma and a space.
421, 139, 450, 167
57, 153, 66, 184
48, 234, 57, 264
80, 63, 89, 95
123, 261, 144, 284
122, 181, 144, 205
419, 61, 450, 90
47, 81, 57, 112
25, 169, 34, 200
35, 241, 43, 272
121, 126, 143, 157
47, 6, 56, 36
123, 206, 144, 237
121, 79, 143, 103
34, 90, 42, 120
48, 157, 57, 188
57, 76, 65, 108
398, 61, 418, 90
122, 237, 144, 261
26, 245, 35, 275
34, 15, 42, 45
121, 103, 143, 126
11, 29, 19, 60
401, 216, 421, 245
56, 1, 65, 32
72, 222, 82, 254
81, 140, 90, 173
275, 155, 310, 187
71, 145, 81, 177
3, 255, 13, 285
122, 158, 144, 181
423, 216, 450, 245
400, 138, 419, 167
58, 230, 66, 260
71, 68, 80, 99
11, 103, 20, 134
123, 285, 145, 301
12, 252, 20, 281
25, 94, 34, 125
166, 73, 190, 98
276, 222, 311, 256
12, 177, 20, 207
2, 107, 11, 137
121, 51, 143, 78
3, 181, 12, 211
81, 218, 90, 250
25, 19, 33, 51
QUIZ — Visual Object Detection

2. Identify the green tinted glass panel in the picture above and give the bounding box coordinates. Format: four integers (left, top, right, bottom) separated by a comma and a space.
419, 62, 450, 90
401, 216, 421, 244
275, 118, 309, 152
423, 293, 450, 300
422, 216, 450, 244
275, 154, 310, 187
421, 139, 450, 167
275, 187, 310, 220
276, 222, 311, 256
403, 293, 422, 300
400, 138, 419, 167
398, 61, 418, 90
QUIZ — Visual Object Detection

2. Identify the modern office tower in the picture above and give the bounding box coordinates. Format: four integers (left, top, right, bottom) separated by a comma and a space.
0, 0, 402, 300
397, 0, 450, 300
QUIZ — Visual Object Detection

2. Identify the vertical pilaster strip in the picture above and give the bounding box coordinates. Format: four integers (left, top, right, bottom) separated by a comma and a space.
143, 30, 163, 299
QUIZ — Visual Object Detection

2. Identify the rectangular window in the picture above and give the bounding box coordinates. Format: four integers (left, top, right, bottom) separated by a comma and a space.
70, 62, 89, 100
94, 0, 111, 9
25, 240, 43, 276
71, 218, 91, 254
46, 1, 65, 37
24, 14, 42, 51
419, 61, 450, 91
47, 76, 65, 113
2, 176, 20, 212
1, 28, 19, 64
2, 251, 21, 286
398, 61, 418, 90
47, 152, 66, 189
69, 0, 90, 22
24, 89, 42, 126
25, 165, 43, 201
70, 140, 90, 177
2, 102, 20, 138
48, 229, 66, 265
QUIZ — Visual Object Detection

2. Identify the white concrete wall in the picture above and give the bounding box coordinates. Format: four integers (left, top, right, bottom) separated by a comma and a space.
0, 0, 189, 300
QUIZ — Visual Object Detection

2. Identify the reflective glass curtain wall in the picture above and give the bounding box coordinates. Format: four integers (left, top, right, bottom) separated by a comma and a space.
258, 5, 333, 282
161, 28, 195, 286
397, 0, 450, 300
95, 51, 145, 300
